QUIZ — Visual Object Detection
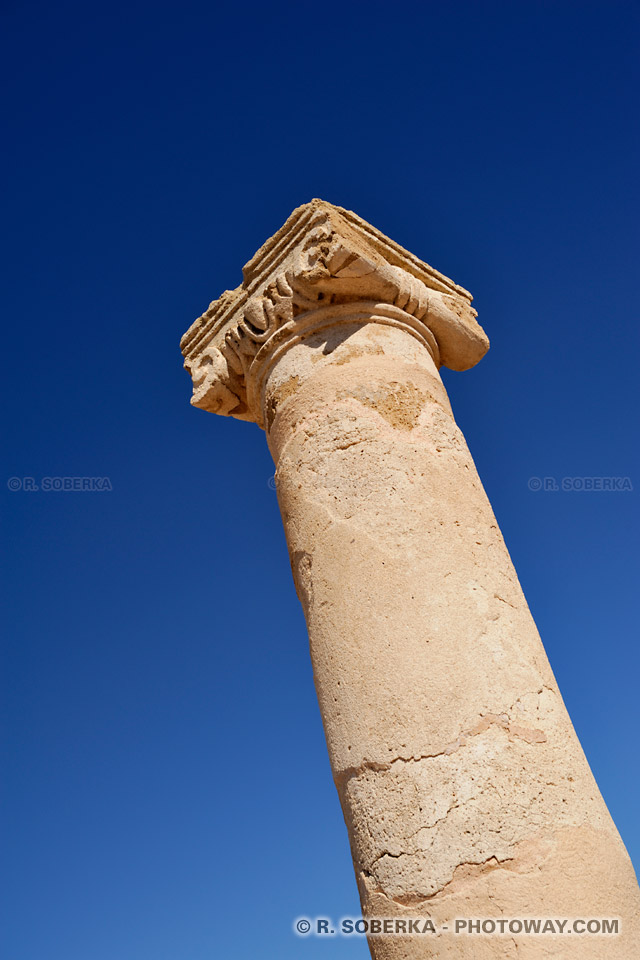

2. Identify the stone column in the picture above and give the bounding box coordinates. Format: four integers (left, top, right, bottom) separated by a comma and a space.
181, 200, 639, 958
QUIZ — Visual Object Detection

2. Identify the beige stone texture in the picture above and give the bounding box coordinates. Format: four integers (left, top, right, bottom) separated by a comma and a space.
181, 200, 640, 958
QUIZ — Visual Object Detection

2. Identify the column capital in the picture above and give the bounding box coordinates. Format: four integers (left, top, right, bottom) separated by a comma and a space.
180, 199, 489, 427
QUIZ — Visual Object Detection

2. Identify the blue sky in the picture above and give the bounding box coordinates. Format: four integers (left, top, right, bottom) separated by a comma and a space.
2, 1, 639, 958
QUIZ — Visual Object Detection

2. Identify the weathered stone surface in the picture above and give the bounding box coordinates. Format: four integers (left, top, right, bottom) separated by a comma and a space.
180, 200, 640, 958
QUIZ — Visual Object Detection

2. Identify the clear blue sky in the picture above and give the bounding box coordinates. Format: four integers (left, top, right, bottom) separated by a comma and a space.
2, 2, 638, 958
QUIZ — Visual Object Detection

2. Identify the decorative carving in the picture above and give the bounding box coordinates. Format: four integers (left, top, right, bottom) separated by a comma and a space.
181, 201, 489, 427
183, 344, 246, 419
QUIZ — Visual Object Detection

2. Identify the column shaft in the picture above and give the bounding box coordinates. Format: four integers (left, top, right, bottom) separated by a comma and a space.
264, 312, 639, 959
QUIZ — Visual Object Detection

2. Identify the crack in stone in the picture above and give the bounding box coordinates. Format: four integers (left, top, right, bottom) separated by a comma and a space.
493, 592, 518, 609
368, 799, 462, 869
336, 702, 548, 792
362, 853, 519, 907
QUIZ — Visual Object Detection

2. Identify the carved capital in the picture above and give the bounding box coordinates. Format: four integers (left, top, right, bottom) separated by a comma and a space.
180, 200, 489, 428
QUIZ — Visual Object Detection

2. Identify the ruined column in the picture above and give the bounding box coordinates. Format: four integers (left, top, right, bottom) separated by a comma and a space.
180, 200, 639, 958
